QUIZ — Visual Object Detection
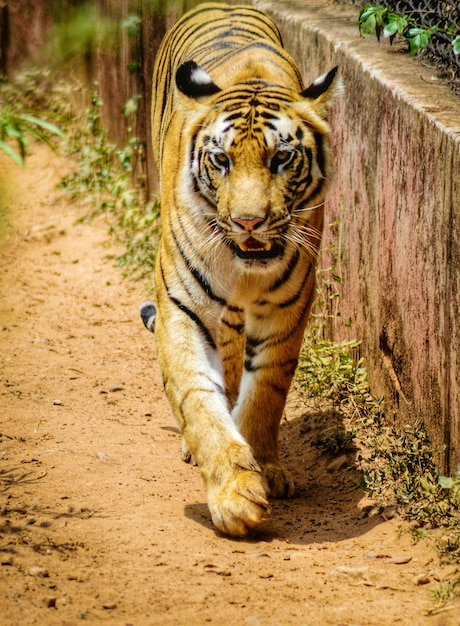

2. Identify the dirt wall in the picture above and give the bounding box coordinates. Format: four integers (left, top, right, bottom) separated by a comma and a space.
253, 0, 460, 472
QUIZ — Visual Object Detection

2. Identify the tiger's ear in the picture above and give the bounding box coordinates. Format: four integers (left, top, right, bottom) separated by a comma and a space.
300, 66, 339, 119
176, 60, 221, 100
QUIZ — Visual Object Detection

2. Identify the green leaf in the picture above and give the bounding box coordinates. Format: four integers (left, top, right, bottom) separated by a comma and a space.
384, 14, 409, 38
20, 114, 65, 138
360, 13, 376, 38
122, 96, 140, 117
5, 125, 22, 140
406, 25, 438, 55
121, 15, 141, 37
0, 139, 24, 167
406, 28, 427, 55
383, 20, 399, 38
127, 61, 141, 74
453, 35, 460, 55
359, 6, 379, 24
438, 476, 454, 489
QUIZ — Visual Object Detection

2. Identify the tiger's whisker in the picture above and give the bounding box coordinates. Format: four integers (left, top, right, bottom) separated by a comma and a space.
292, 201, 325, 213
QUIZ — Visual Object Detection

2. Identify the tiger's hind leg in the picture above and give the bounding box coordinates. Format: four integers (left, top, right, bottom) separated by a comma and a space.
216, 310, 294, 496
235, 381, 296, 500
232, 317, 307, 499
217, 305, 245, 410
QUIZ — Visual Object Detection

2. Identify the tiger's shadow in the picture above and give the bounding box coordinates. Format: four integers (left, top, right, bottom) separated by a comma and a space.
184, 408, 384, 545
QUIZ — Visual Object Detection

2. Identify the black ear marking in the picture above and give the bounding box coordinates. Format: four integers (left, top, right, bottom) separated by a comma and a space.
301, 66, 338, 99
176, 60, 221, 99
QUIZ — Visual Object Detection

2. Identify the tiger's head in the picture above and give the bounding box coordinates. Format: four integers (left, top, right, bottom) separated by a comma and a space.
175, 61, 338, 266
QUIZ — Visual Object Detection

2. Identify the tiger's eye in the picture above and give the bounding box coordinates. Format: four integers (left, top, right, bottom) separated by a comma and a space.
212, 151, 229, 169
276, 150, 291, 164
270, 148, 294, 173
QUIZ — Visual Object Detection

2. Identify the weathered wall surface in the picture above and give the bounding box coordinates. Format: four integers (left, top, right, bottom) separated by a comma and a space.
253, 0, 460, 472
0, 1, 50, 76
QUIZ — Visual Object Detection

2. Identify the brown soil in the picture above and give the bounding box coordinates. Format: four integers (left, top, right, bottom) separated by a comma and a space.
0, 145, 459, 626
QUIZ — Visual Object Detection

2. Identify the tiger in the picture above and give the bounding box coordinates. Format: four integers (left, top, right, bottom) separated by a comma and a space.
144, 2, 338, 536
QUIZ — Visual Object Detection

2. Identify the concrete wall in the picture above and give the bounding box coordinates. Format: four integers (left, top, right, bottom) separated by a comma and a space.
253, 0, 460, 472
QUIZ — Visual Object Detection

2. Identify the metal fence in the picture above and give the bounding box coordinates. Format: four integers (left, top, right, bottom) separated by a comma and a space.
344, 1, 460, 87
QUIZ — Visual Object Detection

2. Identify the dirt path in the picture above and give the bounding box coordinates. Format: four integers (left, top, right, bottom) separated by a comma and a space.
0, 145, 458, 626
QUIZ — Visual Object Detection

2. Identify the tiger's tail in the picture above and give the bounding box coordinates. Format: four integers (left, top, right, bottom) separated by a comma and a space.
139, 300, 156, 333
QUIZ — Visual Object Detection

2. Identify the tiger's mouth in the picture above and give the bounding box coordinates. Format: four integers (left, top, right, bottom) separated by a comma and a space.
232, 237, 283, 259
239, 236, 272, 253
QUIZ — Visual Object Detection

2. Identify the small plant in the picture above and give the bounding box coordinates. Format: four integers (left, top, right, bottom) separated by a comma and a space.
430, 573, 460, 611
60, 85, 160, 278
359, 4, 460, 57
311, 425, 356, 455
297, 334, 383, 424
439, 463, 460, 502
113, 198, 161, 279
298, 265, 459, 563
60, 89, 118, 211
358, 422, 460, 560
56, 9, 159, 279
0, 103, 64, 167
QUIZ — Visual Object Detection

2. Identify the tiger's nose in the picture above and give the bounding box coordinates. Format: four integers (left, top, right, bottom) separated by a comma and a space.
231, 215, 266, 232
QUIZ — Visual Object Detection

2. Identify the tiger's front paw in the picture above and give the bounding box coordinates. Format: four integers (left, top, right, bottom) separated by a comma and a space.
262, 461, 295, 498
205, 444, 269, 536
207, 470, 269, 536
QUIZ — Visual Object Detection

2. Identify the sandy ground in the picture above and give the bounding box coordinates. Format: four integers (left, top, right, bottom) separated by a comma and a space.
1, 145, 459, 625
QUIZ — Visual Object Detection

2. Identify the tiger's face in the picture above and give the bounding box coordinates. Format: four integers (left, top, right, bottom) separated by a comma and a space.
185, 85, 329, 265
